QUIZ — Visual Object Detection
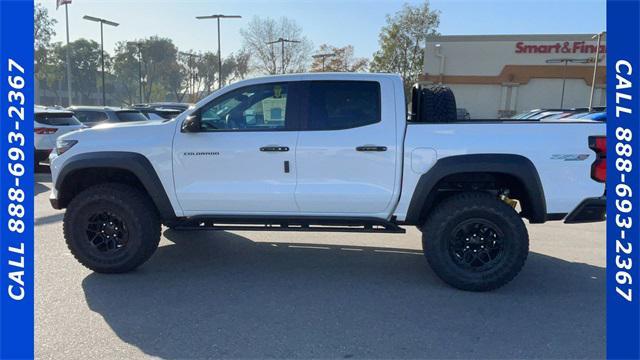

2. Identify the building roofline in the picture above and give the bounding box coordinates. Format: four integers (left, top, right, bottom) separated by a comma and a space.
426, 33, 606, 42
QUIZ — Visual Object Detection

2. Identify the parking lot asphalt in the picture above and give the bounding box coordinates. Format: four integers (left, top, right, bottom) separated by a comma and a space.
34, 172, 605, 359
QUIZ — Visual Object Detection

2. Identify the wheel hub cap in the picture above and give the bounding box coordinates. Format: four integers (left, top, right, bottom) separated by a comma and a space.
86, 211, 128, 254
449, 219, 504, 271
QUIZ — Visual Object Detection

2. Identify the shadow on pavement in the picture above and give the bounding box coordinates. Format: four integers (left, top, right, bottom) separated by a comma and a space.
35, 180, 50, 196
35, 213, 64, 226
82, 229, 604, 359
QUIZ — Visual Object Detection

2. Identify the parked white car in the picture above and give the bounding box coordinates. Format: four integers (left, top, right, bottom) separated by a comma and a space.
34, 106, 85, 165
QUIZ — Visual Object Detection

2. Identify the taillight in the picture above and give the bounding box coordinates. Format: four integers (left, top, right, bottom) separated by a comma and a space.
589, 136, 606, 183
35, 127, 58, 135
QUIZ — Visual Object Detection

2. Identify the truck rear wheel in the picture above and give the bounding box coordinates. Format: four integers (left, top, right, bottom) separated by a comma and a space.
422, 192, 529, 291
63, 183, 161, 273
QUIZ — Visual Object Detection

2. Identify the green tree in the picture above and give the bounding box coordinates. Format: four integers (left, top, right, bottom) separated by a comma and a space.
177, 50, 251, 102
39, 43, 66, 104
229, 50, 251, 81
139, 36, 181, 102
112, 36, 182, 103
112, 41, 143, 105
311, 44, 368, 72
186, 51, 216, 98
55, 39, 105, 104
370, 1, 440, 90
34, 3, 57, 82
113, 37, 251, 104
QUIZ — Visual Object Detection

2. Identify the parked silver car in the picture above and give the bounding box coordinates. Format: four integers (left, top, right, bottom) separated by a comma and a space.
67, 106, 148, 127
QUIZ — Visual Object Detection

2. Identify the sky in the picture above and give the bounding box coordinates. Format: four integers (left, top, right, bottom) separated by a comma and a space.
38, 0, 606, 59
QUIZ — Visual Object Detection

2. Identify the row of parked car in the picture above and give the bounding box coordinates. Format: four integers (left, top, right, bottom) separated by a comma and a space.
34, 102, 191, 166
510, 107, 607, 121
456, 107, 606, 122
34, 102, 606, 167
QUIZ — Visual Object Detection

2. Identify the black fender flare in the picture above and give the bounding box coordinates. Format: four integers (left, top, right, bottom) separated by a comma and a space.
54, 151, 177, 221
404, 154, 547, 225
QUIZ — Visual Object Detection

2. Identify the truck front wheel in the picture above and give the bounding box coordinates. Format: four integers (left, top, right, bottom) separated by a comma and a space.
63, 183, 161, 273
422, 192, 529, 291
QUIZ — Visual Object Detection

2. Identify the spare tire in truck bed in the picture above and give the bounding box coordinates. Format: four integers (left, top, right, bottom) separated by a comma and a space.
410, 84, 457, 123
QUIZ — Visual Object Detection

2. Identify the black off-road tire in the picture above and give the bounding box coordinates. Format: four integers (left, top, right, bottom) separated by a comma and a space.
63, 183, 161, 273
412, 85, 457, 123
422, 192, 529, 291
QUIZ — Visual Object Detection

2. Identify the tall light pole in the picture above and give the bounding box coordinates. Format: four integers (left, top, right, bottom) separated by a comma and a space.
128, 42, 144, 104
589, 31, 606, 111
267, 38, 301, 74
312, 52, 336, 72
64, 3, 73, 106
545, 58, 592, 108
195, 14, 241, 89
83, 15, 119, 106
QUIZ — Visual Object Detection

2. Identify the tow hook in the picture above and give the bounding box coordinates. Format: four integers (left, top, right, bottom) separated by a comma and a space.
499, 191, 518, 209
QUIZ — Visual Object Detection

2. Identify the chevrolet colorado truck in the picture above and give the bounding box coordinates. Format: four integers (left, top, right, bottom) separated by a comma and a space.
49, 73, 606, 291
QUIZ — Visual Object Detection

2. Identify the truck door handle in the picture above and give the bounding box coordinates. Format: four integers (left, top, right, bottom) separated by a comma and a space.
356, 145, 387, 152
260, 146, 289, 152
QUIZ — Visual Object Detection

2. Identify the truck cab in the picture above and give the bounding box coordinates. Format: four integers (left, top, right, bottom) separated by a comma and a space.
174, 74, 403, 218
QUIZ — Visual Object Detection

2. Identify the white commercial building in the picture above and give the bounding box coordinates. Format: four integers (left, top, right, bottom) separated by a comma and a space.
422, 34, 606, 119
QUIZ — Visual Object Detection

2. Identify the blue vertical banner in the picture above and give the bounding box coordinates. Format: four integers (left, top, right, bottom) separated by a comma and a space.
607, 0, 640, 359
0, 0, 35, 359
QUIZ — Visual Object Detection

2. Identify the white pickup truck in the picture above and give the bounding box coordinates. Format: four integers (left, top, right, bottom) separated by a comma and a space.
49, 73, 606, 291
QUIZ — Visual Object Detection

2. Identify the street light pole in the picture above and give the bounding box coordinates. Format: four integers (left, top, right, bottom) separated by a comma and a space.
545, 57, 592, 108
138, 45, 143, 103
100, 21, 105, 106
267, 38, 301, 74
560, 60, 568, 108
217, 18, 221, 89
64, 3, 73, 106
83, 15, 119, 106
196, 14, 241, 89
589, 31, 605, 111
312, 52, 336, 72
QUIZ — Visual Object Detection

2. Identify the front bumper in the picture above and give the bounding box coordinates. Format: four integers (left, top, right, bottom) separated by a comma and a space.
49, 188, 61, 209
35, 149, 52, 163
49, 197, 61, 210
564, 196, 606, 224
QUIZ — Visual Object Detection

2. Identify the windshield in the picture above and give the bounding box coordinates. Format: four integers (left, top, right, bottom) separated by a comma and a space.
153, 110, 181, 119
35, 112, 82, 126
116, 111, 148, 122
147, 113, 165, 120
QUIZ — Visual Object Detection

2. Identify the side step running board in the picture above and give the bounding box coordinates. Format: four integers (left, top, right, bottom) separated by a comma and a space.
172, 217, 406, 234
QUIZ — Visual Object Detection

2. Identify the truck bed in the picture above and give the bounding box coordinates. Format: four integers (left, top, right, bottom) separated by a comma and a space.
394, 121, 606, 221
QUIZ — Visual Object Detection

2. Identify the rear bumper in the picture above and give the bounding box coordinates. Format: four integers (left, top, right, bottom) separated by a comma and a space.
564, 196, 606, 224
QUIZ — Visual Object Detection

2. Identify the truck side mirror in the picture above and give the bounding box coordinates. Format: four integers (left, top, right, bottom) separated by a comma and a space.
181, 113, 201, 133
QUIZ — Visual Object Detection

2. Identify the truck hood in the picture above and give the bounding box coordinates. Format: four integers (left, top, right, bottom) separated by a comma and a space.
91, 119, 165, 130
57, 118, 177, 149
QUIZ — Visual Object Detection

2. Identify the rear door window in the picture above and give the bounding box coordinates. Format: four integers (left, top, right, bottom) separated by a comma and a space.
35, 113, 82, 126
74, 111, 109, 124
115, 111, 148, 122
305, 81, 381, 130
